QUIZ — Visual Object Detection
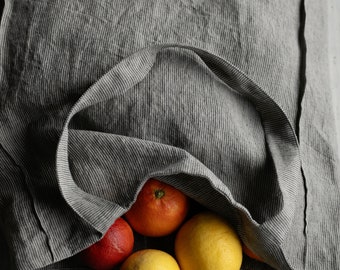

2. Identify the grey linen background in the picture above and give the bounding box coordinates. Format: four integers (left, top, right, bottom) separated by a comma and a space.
0, 1, 339, 270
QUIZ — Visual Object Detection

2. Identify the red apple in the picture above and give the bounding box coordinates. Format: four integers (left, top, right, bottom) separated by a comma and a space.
79, 217, 134, 270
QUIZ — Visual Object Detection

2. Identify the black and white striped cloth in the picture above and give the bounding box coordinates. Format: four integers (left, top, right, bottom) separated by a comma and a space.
0, 1, 339, 269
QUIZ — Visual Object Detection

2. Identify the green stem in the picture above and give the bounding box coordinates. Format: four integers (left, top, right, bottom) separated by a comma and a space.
154, 189, 165, 199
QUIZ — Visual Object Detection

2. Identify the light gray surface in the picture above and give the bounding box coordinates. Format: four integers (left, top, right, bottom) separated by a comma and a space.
329, 0, 340, 156
301, 1, 340, 269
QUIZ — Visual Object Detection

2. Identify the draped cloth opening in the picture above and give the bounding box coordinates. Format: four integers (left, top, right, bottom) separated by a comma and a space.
1, 43, 302, 269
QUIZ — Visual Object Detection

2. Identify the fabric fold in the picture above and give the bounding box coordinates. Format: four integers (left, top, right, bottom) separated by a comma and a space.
54, 44, 302, 269
1, 1, 321, 269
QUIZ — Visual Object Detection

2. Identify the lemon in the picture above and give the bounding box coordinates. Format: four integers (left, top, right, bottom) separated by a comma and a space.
120, 249, 180, 270
175, 211, 242, 270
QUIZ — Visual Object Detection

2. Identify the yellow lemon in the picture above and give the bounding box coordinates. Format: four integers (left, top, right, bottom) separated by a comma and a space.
175, 211, 242, 270
120, 249, 180, 270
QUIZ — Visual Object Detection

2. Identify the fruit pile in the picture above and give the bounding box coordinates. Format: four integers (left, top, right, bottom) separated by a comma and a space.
78, 179, 264, 270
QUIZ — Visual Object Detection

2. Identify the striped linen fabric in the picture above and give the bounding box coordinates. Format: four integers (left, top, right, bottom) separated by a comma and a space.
0, 1, 339, 270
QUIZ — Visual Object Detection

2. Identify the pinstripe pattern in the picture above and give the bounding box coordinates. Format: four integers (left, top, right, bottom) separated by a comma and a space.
1, 1, 339, 270
55, 44, 301, 269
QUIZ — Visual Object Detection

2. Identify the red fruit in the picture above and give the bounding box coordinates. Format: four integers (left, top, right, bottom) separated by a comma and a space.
79, 217, 134, 270
242, 244, 264, 262
125, 178, 190, 237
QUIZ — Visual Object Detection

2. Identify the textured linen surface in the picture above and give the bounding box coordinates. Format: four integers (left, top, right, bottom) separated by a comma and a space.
0, 1, 339, 270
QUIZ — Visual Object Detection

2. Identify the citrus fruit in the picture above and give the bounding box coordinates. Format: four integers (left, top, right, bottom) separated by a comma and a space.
174, 211, 242, 270
120, 249, 180, 270
79, 217, 134, 270
125, 178, 189, 237
242, 244, 264, 262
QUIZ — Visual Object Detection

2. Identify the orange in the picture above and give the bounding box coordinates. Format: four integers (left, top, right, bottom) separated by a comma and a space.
125, 178, 189, 237
79, 217, 134, 270
242, 244, 264, 262
120, 249, 180, 270
175, 211, 242, 270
